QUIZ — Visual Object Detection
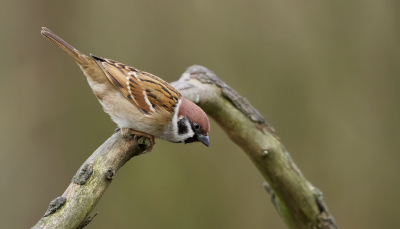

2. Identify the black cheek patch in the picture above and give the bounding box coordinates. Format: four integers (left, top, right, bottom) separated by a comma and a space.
178, 118, 188, 135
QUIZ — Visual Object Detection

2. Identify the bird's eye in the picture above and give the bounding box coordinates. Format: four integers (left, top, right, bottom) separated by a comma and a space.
194, 123, 200, 130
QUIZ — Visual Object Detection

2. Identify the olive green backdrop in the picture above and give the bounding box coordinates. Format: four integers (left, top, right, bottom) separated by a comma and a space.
1, 1, 399, 228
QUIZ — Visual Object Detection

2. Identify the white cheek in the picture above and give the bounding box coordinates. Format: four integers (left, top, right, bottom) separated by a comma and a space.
167, 115, 195, 142
184, 119, 194, 138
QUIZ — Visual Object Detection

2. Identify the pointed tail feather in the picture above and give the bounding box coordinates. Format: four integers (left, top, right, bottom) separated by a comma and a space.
41, 27, 89, 64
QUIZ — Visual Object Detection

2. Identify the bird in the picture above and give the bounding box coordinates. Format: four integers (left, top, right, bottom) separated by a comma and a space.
41, 27, 210, 151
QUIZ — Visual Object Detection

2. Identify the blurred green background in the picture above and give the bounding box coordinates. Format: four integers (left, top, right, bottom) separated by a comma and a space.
1, 0, 399, 228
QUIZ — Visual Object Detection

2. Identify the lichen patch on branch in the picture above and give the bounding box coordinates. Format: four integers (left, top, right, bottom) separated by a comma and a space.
72, 163, 93, 185
43, 196, 66, 217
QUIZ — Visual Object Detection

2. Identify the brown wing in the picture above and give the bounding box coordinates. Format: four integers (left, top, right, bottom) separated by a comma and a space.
137, 71, 181, 113
91, 54, 181, 115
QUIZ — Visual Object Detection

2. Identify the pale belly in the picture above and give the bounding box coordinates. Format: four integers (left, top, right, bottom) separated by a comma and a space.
83, 66, 174, 141
99, 92, 167, 138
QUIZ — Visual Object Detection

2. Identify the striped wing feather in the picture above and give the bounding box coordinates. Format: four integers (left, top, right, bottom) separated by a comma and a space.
91, 55, 181, 115
139, 72, 180, 113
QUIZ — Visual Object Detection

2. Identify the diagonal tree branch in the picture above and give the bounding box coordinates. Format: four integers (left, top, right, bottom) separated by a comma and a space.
32, 128, 152, 229
171, 65, 337, 229
33, 65, 337, 229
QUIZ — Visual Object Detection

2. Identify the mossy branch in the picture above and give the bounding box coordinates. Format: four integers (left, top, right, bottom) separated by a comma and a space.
171, 65, 338, 229
32, 128, 152, 229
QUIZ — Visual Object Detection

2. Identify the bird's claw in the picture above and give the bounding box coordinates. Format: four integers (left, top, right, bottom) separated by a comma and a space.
130, 130, 155, 153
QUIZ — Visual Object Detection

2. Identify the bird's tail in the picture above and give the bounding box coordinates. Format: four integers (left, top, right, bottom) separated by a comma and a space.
41, 27, 90, 65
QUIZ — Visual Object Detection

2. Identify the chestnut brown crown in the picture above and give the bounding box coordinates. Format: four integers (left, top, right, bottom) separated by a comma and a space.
178, 97, 210, 136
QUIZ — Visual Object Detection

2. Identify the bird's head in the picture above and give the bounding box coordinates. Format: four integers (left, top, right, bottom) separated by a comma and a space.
176, 97, 210, 147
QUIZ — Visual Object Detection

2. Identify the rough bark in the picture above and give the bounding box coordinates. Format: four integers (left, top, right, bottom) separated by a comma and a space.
32, 128, 151, 229
171, 65, 337, 229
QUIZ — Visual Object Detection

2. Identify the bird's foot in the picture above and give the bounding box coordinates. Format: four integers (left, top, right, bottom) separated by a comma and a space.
130, 130, 155, 153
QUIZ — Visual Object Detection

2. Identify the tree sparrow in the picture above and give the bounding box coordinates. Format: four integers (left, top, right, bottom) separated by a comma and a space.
41, 27, 210, 151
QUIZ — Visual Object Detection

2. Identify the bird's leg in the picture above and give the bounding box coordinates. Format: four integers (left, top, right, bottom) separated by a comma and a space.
130, 130, 155, 153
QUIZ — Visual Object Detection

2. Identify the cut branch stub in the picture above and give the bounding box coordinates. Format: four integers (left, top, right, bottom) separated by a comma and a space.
105, 167, 115, 180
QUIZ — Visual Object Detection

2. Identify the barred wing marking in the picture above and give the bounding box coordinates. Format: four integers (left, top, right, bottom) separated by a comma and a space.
91, 54, 180, 115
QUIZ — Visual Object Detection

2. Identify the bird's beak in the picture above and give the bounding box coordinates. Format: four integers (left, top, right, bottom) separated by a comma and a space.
197, 134, 210, 147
